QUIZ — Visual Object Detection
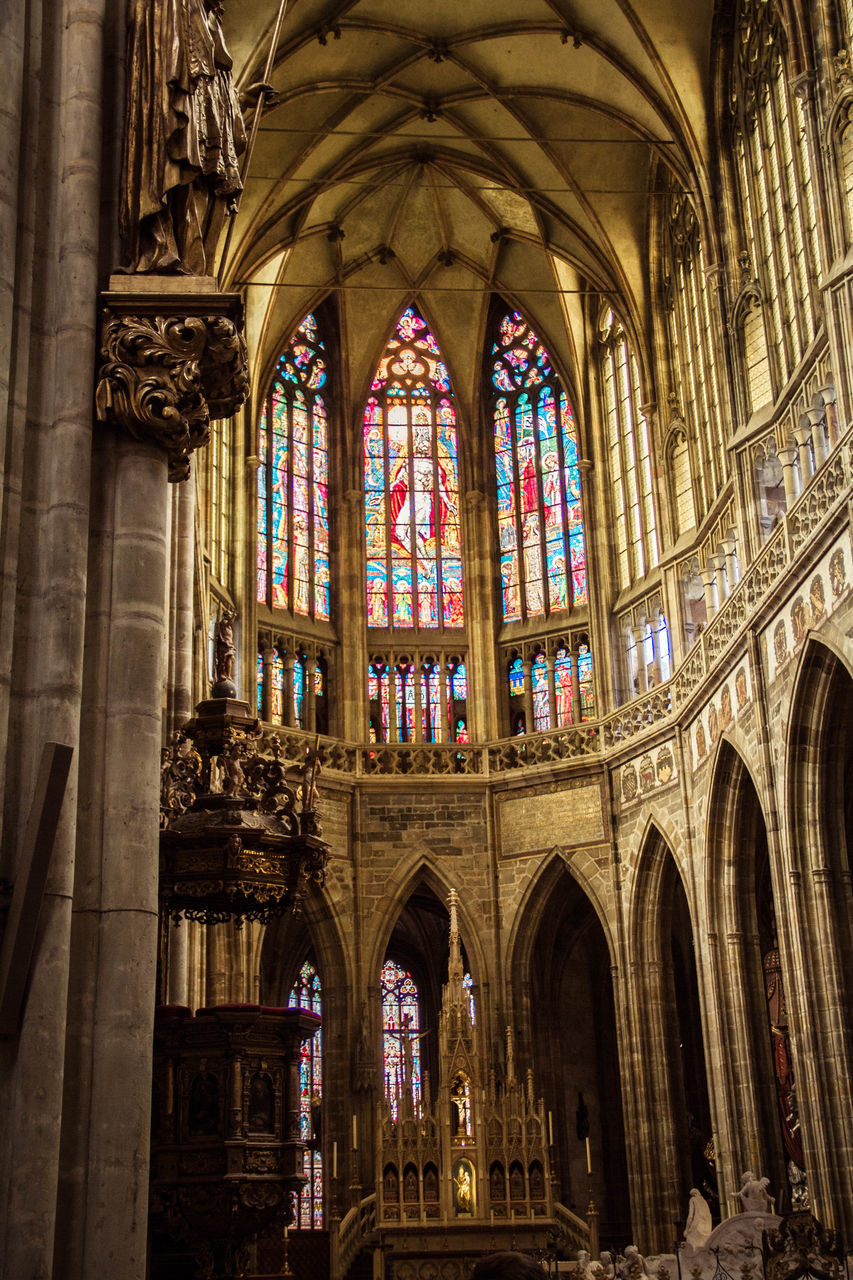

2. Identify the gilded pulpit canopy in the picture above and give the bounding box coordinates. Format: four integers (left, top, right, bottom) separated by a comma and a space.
120, 0, 246, 275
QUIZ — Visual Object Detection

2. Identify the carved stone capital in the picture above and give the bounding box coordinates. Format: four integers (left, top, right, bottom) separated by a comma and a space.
96, 283, 249, 481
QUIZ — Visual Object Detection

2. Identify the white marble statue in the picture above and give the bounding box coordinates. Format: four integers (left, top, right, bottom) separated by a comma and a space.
736, 1170, 774, 1213
684, 1187, 713, 1249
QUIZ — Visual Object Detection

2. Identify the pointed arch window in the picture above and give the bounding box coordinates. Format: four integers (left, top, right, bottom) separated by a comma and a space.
381, 959, 422, 1120
288, 960, 323, 1228
730, 0, 820, 386
257, 313, 330, 620
364, 308, 463, 630
598, 309, 659, 589
491, 309, 587, 622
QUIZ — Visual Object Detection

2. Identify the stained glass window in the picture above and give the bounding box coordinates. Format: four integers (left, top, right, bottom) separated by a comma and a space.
364, 308, 463, 630
491, 309, 587, 621
555, 648, 573, 727
288, 960, 323, 1228
257, 313, 330, 620
293, 653, 305, 726
463, 971, 475, 1023
532, 654, 549, 732
382, 959, 421, 1120
272, 651, 284, 722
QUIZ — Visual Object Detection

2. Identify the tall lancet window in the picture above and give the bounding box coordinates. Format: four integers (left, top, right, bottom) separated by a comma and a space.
364, 308, 463, 629
257, 313, 330, 620
491, 309, 587, 622
381, 959, 422, 1119
288, 960, 323, 1228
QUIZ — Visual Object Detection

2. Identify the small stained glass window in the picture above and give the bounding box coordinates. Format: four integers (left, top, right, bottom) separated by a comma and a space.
288, 960, 323, 1228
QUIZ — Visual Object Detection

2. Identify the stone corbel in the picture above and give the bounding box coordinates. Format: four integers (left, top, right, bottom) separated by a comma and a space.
95, 281, 249, 481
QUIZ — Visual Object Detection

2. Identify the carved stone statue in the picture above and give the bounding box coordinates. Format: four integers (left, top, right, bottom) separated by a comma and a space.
212, 608, 237, 695
683, 1187, 713, 1250
736, 1170, 774, 1213
120, 0, 246, 275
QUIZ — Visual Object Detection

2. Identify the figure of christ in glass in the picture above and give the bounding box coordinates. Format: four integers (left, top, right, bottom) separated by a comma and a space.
288, 961, 323, 1228
364, 308, 464, 630
555, 647, 573, 726
381, 959, 422, 1120
532, 654, 550, 731
490, 309, 588, 621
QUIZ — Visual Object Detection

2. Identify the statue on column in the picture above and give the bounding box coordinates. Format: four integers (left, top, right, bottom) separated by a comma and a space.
120, 0, 247, 275
212, 607, 237, 696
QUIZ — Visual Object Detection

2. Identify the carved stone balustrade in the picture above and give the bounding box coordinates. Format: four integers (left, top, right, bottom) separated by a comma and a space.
149, 1003, 320, 1279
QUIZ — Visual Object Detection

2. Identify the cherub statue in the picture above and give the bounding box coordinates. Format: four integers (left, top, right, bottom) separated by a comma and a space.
736, 1170, 774, 1213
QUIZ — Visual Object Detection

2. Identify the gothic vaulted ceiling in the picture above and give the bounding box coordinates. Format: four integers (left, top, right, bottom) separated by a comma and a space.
222, 0, 716, 414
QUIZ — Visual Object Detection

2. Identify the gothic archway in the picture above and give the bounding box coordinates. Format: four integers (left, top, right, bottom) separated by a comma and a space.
629, 823, 716, 1243
508, 855, 629, 1246
705, 738, 787, 1212
785, 635, 853, 1230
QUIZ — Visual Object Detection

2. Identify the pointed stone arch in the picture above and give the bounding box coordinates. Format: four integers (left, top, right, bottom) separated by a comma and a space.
783, 632, 853, 1231
505, 850, 630, 1243
703, 735, 787, 1214
260, 881, 350, 1009
625, 821, 716, 1243
506, 848, 615, 990
363, 853, 489, 1001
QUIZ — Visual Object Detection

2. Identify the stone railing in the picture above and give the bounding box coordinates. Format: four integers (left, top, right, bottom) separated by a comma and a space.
330, 1192, 377, 1280
551, 1200, 591, 1255
251, 428, 851, 780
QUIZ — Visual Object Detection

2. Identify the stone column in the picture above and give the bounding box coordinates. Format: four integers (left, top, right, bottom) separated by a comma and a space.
722, 534, 740, 589
54, 281, 248, 1280
305, 646, 318, 733
261, 644, 274, 722
439, 658, 450, 743
570, 650, 582, 726
632, 626, 649, 693
545, 654, 557, 730
711, 553, 729, 603
283, 651, 297, 728
778, 445, 800, 505
521, 657, 535, 734
166, 479, 196, 734
700, 565, 719, 618
807, 407, 828, 467
793, 422, 815, 484
819, 382, 839, 445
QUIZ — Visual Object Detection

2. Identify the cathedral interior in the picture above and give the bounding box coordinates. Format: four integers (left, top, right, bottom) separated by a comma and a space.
2, 1, 853, 1278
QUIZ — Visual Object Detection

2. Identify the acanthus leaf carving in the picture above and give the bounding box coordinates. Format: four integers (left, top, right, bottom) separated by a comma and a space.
96, 308, 248, 481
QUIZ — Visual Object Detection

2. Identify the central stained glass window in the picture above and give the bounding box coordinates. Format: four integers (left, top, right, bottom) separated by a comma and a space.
364, 308, 463, 629
382, 959, 422, 1119
491, 309, 587, 621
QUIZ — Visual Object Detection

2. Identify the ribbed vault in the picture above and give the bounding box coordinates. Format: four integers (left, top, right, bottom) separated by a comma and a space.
221, 0, 716, 403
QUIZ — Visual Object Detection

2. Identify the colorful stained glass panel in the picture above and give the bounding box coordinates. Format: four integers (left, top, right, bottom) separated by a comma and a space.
363, 308, 464, 631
